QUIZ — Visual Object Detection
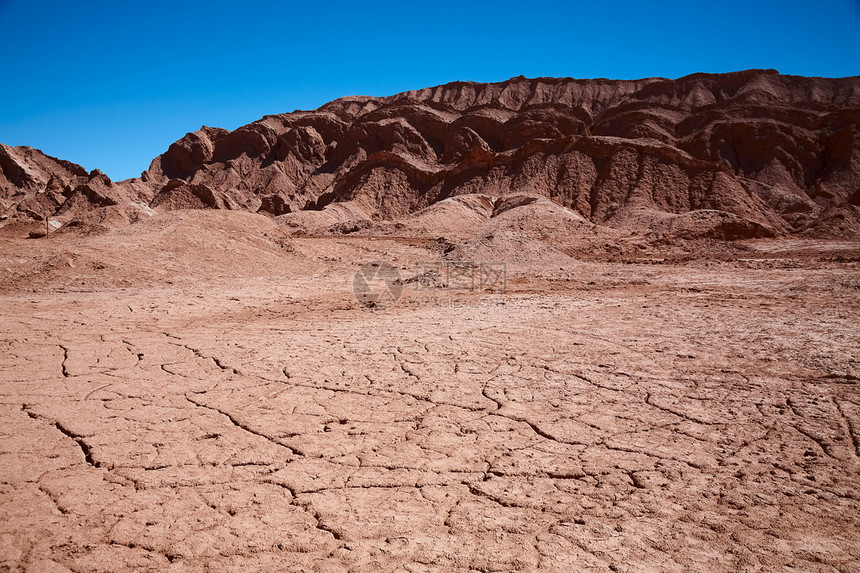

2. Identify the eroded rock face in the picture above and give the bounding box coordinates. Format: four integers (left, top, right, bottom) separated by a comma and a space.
0, 144, 89, 221
2, 70, 859, 237
138, 70, 860, 237
147, 126, 229, 181
0, 147, 152, 230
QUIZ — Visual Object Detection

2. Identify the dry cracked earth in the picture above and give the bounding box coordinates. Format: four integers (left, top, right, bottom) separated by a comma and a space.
1, 231, 860, 572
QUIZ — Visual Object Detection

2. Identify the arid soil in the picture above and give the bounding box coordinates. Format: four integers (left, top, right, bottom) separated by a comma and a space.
1, 210, 859, 572
1, 70, 859, 570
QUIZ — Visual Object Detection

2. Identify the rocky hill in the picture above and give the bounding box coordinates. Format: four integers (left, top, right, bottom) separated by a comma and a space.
3, 70, 859, 238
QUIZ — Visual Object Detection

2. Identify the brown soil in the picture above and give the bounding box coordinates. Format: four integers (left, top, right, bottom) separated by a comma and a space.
1, 210, 858, 571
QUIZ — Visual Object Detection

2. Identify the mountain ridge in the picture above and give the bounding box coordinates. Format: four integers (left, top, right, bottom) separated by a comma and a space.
2, 70, 859, 238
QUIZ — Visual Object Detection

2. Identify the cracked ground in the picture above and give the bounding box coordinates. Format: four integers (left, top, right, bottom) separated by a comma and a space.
1, 220, 859, 571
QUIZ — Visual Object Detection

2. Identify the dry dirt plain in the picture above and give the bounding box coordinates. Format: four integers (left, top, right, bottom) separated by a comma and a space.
1, 212, 859, 572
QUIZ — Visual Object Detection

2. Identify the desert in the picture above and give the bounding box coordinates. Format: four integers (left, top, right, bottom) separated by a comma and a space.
1, 71, 859, 571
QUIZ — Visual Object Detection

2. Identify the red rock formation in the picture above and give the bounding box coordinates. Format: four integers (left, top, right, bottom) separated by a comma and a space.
139, 70, 860, 238
0, 144, 89, 221
3, 70, 859, 238
0, 145, 156, 231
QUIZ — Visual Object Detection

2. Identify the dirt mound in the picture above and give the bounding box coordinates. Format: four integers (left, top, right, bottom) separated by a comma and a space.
384, 195, 495, 237
276, 200, 373, 234
440, 229, 573, 271
0, 210, 304, 292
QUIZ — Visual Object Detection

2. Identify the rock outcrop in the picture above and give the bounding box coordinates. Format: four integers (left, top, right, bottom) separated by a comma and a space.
0, 144, 89, 222
3, 70, 859, 238
0, 145, 156, 232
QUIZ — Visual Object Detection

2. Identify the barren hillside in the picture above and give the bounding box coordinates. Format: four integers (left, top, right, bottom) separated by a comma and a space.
3, 70, 859, 239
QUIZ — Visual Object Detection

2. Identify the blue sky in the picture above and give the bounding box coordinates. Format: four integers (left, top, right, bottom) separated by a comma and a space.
1, 0, 858, 181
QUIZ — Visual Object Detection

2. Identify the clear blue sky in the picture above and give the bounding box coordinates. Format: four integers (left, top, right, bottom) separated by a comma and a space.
1, 0, 858, 181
